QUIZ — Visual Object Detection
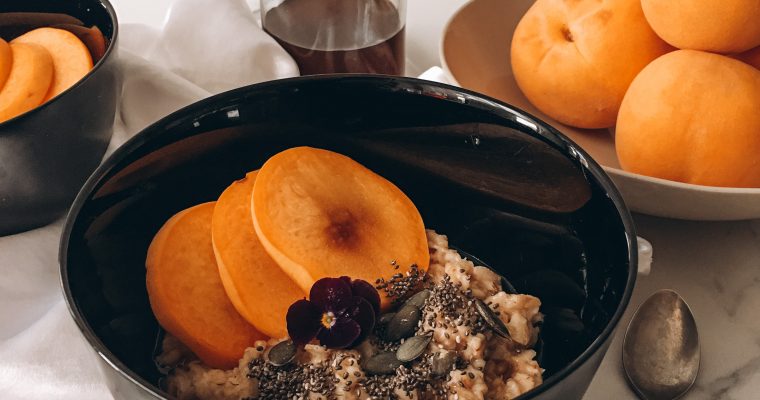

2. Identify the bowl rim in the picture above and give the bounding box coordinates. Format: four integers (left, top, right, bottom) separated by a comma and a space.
0, 0, 119, 130
59, 74, 638, 400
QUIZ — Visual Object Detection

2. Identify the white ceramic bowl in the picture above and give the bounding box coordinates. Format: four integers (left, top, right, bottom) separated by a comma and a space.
440, 0, 760, 221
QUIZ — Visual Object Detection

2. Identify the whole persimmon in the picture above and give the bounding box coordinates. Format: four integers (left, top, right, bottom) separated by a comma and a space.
616, 50, 760, 188
511, 0, 672, 129
641, 0, 760, 54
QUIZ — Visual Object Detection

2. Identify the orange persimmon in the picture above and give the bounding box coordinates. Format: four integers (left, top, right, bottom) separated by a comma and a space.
251, 147, 429, 310
146, 203, 265, 369
212, 171, 305, 339
616, 50, 760, 187
13, 27, 93, 101
510, 0, 672, 129
641, 0, 760, 54
0, 42, 53, 123
53, 24, 107, 62
0, 39, 11, 91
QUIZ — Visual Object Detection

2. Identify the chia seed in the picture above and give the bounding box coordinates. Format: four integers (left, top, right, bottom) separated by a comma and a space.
245, 274, 502, 399
375, 263, 426, 304
371, 336, 400, 353
247, 358, 335, 399
419, 274, 487, 336
361, 353, 450, 399
362, 374, 395, 398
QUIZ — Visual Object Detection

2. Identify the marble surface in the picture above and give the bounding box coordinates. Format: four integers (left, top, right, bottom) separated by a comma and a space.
1, 0, 758, 399
586, 216, 760, 400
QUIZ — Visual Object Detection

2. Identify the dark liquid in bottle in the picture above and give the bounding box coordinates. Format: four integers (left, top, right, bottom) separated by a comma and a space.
263, 0, 405, 75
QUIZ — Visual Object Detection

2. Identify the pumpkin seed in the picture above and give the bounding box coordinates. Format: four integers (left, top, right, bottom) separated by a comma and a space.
385, 304, 421, 341
363, 352, 402, 375
475, 299, 511, 339
378, 312, 396, 326
267, 340, 297, 367
431, 351, 458, 377
404, 289, 431, 308
396, 333, 432, 362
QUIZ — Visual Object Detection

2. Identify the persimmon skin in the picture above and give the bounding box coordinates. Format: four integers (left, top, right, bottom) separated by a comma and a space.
510, 0, 672, 129
13, 27, 93, 101
0, 39, 11, 91
641, 0, 760, 54
212, 171, 305, 339
146, 202, 266, 369
0, 42, 53, 123
251, 147, 429, 310
53, 24, 107, 62
616, 50, 760, 188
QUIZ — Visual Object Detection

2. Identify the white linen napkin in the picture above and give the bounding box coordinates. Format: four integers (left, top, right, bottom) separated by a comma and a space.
117, 0, 298, 140
0, 1, 297, 399
417, 66, 455, 85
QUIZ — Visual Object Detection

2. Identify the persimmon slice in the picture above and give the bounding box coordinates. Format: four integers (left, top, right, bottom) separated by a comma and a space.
0, 39, 11, 91
146, 202, 265, 369
0, 42, 53, 123
53, 24, 107, 63
252, 147, 430, 309
13, 27, 93, 102
212, 171, 306, 338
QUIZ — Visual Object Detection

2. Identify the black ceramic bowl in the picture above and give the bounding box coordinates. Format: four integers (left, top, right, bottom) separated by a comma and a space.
0, 0, 119, 235
60, 76, 637, 400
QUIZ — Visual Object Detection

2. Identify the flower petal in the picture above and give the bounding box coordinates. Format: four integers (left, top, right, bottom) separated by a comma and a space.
349, 297, 376, 346
351, 278, 381, 315
317, 318, 361, 349
286, 299, 322, 344
310, 277, 353, 312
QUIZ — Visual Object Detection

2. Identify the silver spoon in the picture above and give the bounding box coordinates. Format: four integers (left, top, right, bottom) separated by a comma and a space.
622, 289, 700, 400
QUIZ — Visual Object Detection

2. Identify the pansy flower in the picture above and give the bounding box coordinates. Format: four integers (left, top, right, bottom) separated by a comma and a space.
286, 276, 380, 349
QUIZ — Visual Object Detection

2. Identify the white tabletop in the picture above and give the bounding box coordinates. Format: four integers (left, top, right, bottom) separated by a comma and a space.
21, 1, 760, 399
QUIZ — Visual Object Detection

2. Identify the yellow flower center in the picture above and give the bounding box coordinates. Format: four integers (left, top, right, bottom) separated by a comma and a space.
321, 312, 336, 329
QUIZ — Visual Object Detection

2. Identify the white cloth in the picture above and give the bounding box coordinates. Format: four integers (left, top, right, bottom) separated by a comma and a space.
0, 1, 298, 398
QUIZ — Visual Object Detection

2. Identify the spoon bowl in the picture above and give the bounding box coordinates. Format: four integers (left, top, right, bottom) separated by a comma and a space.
623, 289, 700, 400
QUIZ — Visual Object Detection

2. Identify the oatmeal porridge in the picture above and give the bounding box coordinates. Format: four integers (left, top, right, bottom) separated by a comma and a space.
159, 230, 543, 400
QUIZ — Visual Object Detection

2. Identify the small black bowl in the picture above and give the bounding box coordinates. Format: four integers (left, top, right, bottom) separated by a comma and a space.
0, 0, 119, 235
60, 75, 637, 400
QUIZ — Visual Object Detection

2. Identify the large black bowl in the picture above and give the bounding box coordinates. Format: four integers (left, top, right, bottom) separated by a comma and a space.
0, 0, 119, 235
60, 76, 637, 400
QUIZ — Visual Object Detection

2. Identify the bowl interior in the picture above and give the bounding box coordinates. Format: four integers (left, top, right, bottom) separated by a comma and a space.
0, 0, 115, 40
62, 76, 634, 398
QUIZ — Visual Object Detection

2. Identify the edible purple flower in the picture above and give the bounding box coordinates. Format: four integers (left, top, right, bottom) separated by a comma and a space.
286, 276, 380, 349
